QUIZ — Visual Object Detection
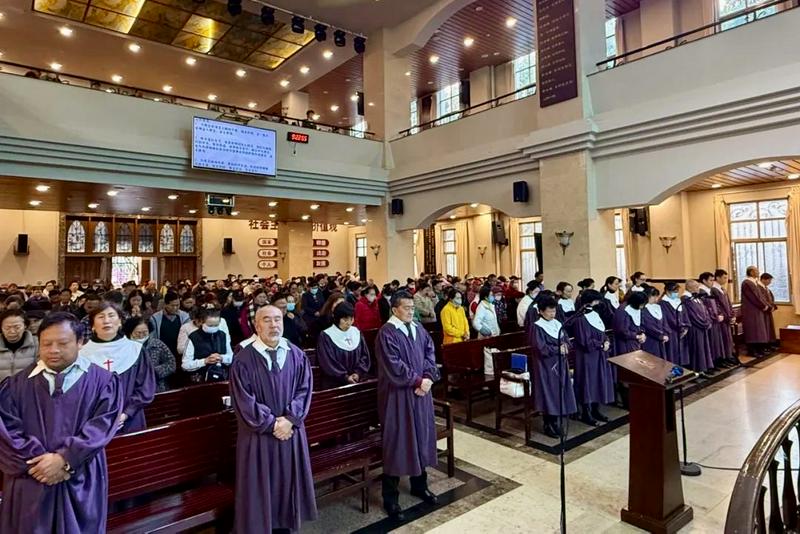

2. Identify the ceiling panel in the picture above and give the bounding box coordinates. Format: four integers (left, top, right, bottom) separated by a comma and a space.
605, 0, 641, 19
687, 160, 800, 191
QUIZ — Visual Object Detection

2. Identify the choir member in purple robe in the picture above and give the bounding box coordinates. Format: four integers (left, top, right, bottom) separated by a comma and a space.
376, 291, 440, 522
623, 271, 648, 302
230, 305, 317, 533
699, 272, 733, 368
613, 291, 647, 356
572, 290, 614, 427
79, 303, 155, 433
712, 269, 738, 365
741, 266, 772, 356
530, 296, 577, 438
760, 273, 780, 351
524, 290, 555, 341
0, 312, 122, 533
316, 302, 371, 389
641, 286, 669, 359
599, 276, 622, 329
555, 282, 576, 329
660, 282, 689, 366
683, 280, 715, 376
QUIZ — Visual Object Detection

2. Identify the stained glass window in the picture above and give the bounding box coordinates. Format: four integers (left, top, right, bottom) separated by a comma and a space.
160, 225, 175, 253
179, 225, 194, 253
67, 220, 86, 253
138, 224, 154, 253
93, 221, 110, 253
111, 256, 140, 287
116, 223, 133, 253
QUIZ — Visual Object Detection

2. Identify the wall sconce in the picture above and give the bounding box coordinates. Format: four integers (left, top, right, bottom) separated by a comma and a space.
555, 230, 574, 255
659, 236, 677, 254
370, 244, 381, 259
477, 246, 487, 258
278, 251, 287, 263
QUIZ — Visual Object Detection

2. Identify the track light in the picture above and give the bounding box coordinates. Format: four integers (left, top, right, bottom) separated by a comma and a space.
260, 6, 275, 25
354, 36, 366, 54
314, 23, 327, 42
291, 16, 305, 34
333, 29, 346, 47
227, 0, 242, 16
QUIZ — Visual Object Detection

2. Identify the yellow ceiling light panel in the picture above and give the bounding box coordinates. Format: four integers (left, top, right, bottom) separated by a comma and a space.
136, 1, 190, 30
259, 38, 300, 59
33, 0, 87, 21
172, 31, 215, 53
85, 6, 136, 33
271, 26, 314, 45
92, 0, 146, 18
183, 14, 228, 39
245, 51, 283, 70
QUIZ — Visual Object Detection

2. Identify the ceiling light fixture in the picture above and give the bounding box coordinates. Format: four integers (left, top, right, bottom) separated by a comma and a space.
208, 93, 218, 101
235, 68, 247, 78
162, 84, 172, 92
185, 56, 197, 66
449, 215, 456, 219
330, 104, 339, 111
312, 113, 320, 120
35, 185, 50, 192
300, 65, 310, 74
310, 204, 320, 210
323, 50, 333, 59
248, 101, 258, 109
59, 26, 73, 37
269, 213, 276, 218
470, 203, 479, 208
168, 194, 178, 200
345, 207, 354, 212
333, 29, 346, 47
429, 55, 439, 64
88, 203, 99, 209
29, 200, 42, 207
757, 161, 773, 169
368, 102, 374, 107
314, 23, 327, 42
128, 42, 141, 53
279, 79, 290, 88
353, 36, 366, 54
268, 201, 278, 207
291, 15, 305, 34
350, 94, 359, 102
50, 62, 62, 71
405, 71, 411, 76
260, 6, 275, 25
188, 209, 198, 214
711, 184, 722, 189
141, 207, 151, 212
111, 74, 123, 83
343, 222, 350, 225
789, 174, 800, 180
463, 36, 474, 47
301, 214, 310, 221
107, 190, 119, 197
506, 17, 517, 28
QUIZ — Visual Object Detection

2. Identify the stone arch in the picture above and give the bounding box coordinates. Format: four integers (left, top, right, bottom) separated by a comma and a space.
390, 0, 479, 56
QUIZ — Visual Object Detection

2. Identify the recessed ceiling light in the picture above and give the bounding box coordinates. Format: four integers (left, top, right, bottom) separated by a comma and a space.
475, 5, 483, 11
310, 204, 320, 210
323, 50, 333, 59
301, 214, 310, 221
493, 52, 500, 56
208, 94, 218, 101
343, 221, 350, 225
59, 26, 73, 37
29, 200, 42, 207
429, 55, 439, 64
231, 211, 240, 216
789, 174, 800, 180
463, 37, 474, 47
312, 113, 320, 120
128, 42, 141, 53
168, 194, 178, 200
235, 68, 247, 78
106, 190, 119, 197
162, 84, 172, 93
345, 78, 351, 82
427, 81, 434, 85
279, 79, 290, 88
711, 184, 722, 189
153, 97, 161, 102
105, 88, 114, 93
299, 65, 310, 74
88, 203, 99, 209
247, 102, 258, 109
345, 207, 354, 212
269, 213, 276, 218
111, 74, 123, 83
141, 207, 151, 212
268, 201, 278, 207
757, 161, 773, 169
35, 185, 50, 192
350, 94, 359, 102
449, 215, 456, 219
368, 102, 374, 107
361, 218, 368, 223
481, 53, 489, 58
470, 203, 479, 208
0, 12, 5, 19
185, 57, 197, 66
405, 71, 411, 76
188, 209, 198, 214
506, 17, 517, 28
330, 105, 339, 111
0, 51, 3, 58
50, 62, 62, 71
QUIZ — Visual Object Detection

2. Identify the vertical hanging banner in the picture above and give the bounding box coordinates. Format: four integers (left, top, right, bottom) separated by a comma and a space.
536, 0, 578, 107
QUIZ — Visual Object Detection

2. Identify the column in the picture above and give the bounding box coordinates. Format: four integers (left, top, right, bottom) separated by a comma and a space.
538, 152, 616, 285
639, 0, 680, 56
277, 222, 313, 281
365, 203, 414, 284
363, 29, 412, 140
281, 91, 310, 121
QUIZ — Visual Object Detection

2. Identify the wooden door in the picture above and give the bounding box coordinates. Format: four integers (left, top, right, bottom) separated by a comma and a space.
64, 257, 102, 284
163, 257, 197, 284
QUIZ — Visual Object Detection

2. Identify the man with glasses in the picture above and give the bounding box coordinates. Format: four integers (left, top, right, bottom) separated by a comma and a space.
0, 309, 38, 381
375, 290, 441, 521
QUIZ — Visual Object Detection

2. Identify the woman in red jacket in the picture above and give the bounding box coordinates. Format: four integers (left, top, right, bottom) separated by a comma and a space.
354, 285, 382, 331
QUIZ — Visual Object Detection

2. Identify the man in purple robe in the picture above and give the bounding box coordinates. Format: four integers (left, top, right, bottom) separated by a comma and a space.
712, 269, 738, 365
683, 280, 715, 376
741, 266, 772, 356
760, 273, 780, 351
0, 312, 122, 533
230, 305, 317, 533
699, 272, 732, 368
376, 290, 440, 522
571, 290, 613, 427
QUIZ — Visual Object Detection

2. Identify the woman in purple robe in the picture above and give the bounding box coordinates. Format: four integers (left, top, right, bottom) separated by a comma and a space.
555, 282, 576, 334
641, 286, 668, 359
572, 290, 614, 427
79, 302, 155, 433
316, 302, 371, 389
0, 312, 122, 533
530, 296, 577, 439
699, 272, 728, 367
613, 291, 647, 355
683, 280, 714, 376
599, 276, 622, 329
660, 282, 689, 366
230, 305, 317, 533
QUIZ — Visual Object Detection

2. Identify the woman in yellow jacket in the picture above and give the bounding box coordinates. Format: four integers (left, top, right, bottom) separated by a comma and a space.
441, 288, 470, 344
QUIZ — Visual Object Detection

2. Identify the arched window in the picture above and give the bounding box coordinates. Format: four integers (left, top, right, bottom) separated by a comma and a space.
160, 225, 175, 253
116, 223, 133, 253
93, 221, 110, 253
138, 224, 154, 253
67, 220, 86, 253
179, 225, 194, 253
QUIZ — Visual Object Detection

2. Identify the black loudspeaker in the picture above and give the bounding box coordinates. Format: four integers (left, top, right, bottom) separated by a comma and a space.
391, 198, 404, 215
629, 208, 650, 236
491, 221, 508, 246
223, 238, 234, 255
534, 233, 543, 271
14, 234, 29, 255
357, 92, 365, 116
358, 256, 367, 281
513, 181, 529, 203
460, 79, 470, 108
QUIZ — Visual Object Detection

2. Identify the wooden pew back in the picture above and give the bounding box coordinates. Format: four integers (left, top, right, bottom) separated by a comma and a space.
306, 379, 380, 444
145, 382, 230, 427
441, 331, 528, 372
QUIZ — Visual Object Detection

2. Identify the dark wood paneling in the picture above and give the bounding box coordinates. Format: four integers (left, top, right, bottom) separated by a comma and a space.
606, 0, 641, 18
64, 257, 102, 283
688, 159, 800, 191
163, 257, 197, 285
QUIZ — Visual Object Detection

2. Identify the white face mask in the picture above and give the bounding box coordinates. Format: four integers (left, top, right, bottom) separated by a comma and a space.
132, 337, 146, 344
202, 325, 220, 334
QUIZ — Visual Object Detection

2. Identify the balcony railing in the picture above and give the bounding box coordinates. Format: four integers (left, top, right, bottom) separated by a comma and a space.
396, 83, 536, 139
598, 0, 798, 72
0, 60, 376, 140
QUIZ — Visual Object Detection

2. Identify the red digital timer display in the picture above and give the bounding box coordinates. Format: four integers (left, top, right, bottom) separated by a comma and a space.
287, 132, 310, 144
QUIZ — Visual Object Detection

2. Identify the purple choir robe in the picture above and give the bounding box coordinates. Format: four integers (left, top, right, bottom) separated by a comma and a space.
641, 305, 667, 359
0, 364, 122, 533
660, 299, 690, 365
115, 356, 156, 433
572, 315, 614, 405
613, 305, 643, 355
741, 279, 771, 344
711, 286, 735, 359
700, 290, 726, 361
760, 285, 778, 343
316, 329, 371, 389
684, 297, 714, 372
530, 320, 577, 416
524, 304, 539, 341
376, 322, 440, 477
230, 343, 317, 532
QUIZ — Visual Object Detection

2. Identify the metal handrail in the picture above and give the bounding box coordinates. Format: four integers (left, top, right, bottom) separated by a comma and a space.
397, 83, 537, 137
598, 0, 795, 70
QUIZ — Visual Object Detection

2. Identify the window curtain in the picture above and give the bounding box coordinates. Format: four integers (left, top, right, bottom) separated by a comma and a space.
615, 17, 625, 58
713, 196, 732, 278
434, 226, 443, 275
456, 220, 470, 277
786, 186, 800, 314
508, 219, 521, 278
621, 208, 634, 280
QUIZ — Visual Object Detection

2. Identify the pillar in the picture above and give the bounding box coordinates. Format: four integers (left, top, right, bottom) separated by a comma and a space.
639, 0, 680, 56
363, 29, 412, 140
281, 91, 310, 121
277, 222, 313, 281
365, 203, 414, 285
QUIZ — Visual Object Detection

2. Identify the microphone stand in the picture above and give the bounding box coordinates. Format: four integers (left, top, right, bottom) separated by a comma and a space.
671, 297, 702, 477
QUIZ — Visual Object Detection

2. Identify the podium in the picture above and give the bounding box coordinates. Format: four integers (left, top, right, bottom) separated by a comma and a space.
609, 351, 696, 534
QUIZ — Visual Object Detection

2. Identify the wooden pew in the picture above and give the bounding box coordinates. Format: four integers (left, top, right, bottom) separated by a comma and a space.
144, 382, 229, 427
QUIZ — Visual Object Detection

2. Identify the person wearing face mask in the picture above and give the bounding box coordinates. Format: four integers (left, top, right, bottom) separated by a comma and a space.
699, 272, 732, 369
301, 281, 325, 332
572, 290, 614, 427
123, 316, 175, 392
441, 288, 469, 344
660, 282, 689, 366
517, 280, 539, 328
316, 302, 370, 389
354, 285, 382, 331
413, 283, 437, 324
683, 279, 715, 377
641, 286, 669, 359
613, 291, 648, 355
182, 307, 233, 383
491, 285, 507, 323
269, 293, 308, 348
472, 285, 500, 339
80, 302, 155, 433
221, 290, 246, 347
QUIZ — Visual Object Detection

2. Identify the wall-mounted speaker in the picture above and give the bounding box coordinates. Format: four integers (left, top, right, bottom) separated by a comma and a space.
491, 220, 508, 246
629, 207, 650, 236
391, 198, 404, 215
513, 181, 529, 203
223, 237, 234, 255
357, 91, 365, 117
14, 234, 29, 256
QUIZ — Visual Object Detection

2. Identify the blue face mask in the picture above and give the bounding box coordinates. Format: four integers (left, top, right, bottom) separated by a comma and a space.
202, 325, 220, 334
287, 302, 296, 312
669, 292, 679, 299
310, 287, 319, 295
488, 295, 496, 304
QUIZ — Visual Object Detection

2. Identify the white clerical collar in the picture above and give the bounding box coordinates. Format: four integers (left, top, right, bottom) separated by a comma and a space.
645, 303, 663, 320
324, 324, 362, 351
535, 317, 563, 339
624, 305, 641, 326
712, 281, 725, 292
558, 298, 575, 313
630, 285, 645, 292
699, 285, 712, 295
584, 311, 605, 332
662, 295, 681, 310
28, 354, 91, 378
240, 334, 258, 349
604, 291, 620, 309
387, 315, 417, 340
252, 336, 290, 356
80, 337, 141, 374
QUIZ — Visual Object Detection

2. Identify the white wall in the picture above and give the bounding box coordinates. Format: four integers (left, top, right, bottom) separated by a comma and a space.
0, 209, 60, 284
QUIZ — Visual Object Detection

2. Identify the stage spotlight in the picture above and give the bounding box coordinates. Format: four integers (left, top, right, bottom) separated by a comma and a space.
260, 6, 275, 25
314, 23, 327, 42
227, 0, 242, 16
291, 16, 305, 34
333, 29, 346, 47
354, 36, 366, 54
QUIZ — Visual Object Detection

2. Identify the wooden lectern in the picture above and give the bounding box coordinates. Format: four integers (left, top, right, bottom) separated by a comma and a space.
609, 351, 696, 534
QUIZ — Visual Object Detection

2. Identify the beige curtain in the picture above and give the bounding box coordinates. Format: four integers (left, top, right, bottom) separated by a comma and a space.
508, 219, 521, 278
434, 225, 443, 275
713, 196, 732, 277
786, 187, 800, 314
621, 209, 634, 281
456, 220, 470, 277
